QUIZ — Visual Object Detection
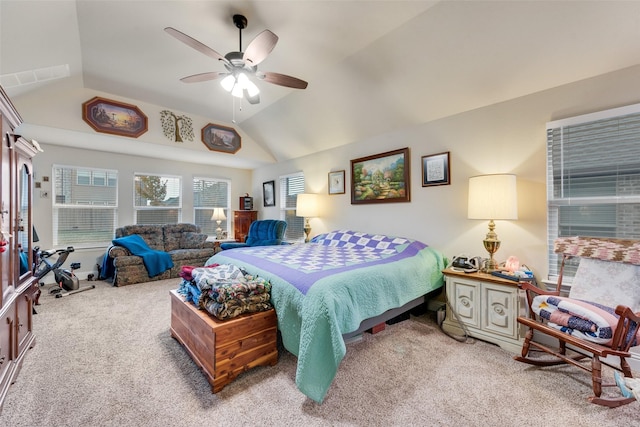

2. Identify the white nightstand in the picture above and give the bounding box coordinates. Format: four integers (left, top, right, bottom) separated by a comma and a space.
442, 268, 525, 353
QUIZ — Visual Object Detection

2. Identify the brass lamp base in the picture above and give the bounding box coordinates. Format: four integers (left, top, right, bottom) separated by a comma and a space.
482, 219, 501, 272
303, 218, 311, 243
483, 238, 500, 272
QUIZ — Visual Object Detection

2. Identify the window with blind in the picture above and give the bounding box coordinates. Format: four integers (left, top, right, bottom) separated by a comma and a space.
547, 104, 640, 280
279, 172, 305, 241
52, 165, 118, 247
193, 177, 230, 236
134, 173, 182, 224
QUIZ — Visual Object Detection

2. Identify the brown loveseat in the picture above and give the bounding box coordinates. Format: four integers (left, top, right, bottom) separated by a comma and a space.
107, 223, 215, 286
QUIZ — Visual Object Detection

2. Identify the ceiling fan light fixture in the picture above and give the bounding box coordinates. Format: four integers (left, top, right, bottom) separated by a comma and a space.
220, 74, 235, 92
231, 82, 244, 98
167, 13, 306, 111
245, 79, 260, 97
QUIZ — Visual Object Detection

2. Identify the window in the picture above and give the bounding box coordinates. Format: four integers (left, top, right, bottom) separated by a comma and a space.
547, 104, 640, 280
193, 177, 230, 236
279, 172, 305, 241
52, 165, 118, 247
134, 173, 182, 224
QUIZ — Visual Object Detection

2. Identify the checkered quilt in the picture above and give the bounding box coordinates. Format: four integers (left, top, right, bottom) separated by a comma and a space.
230, 230, 424, 294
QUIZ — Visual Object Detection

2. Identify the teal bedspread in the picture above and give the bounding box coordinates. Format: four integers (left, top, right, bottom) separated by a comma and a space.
206, 230, 446, 402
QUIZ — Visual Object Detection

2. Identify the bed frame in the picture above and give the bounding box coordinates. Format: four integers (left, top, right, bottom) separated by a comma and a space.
342, 289, 439, 340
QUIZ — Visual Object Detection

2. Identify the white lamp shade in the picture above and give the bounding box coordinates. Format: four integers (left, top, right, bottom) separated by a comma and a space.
468, 174, 518, 220
211, 208, 227, 221
296, 193, 319, 218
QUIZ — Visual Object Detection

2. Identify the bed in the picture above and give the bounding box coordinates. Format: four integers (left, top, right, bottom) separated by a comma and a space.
205, 230, 447, 403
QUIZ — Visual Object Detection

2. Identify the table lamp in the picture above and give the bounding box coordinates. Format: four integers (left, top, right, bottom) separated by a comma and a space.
467, 174, 518, 272
296, 193, 319, 243
211, 208, 227, 239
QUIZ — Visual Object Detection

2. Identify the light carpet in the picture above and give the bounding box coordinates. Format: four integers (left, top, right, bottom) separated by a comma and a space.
0, 278, 637, 426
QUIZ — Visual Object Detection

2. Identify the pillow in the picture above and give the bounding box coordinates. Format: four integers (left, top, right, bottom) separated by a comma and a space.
569, 258, 640, 312
180, 232, 207, 249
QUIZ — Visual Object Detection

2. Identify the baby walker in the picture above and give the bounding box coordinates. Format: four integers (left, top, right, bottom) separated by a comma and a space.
33, 246, 95, 298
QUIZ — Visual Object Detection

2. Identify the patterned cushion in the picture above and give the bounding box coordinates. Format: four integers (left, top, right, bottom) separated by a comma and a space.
554, 236, 640, 265
163, 223, 199, 251
569, 258, 640, 313
180, 232, 207, 249
115, 225, 164, 251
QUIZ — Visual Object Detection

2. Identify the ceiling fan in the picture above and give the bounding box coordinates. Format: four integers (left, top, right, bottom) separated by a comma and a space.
165, 14, 308, 105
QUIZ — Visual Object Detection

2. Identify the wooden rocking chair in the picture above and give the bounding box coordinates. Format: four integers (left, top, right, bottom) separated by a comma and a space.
515, 236, 640, 408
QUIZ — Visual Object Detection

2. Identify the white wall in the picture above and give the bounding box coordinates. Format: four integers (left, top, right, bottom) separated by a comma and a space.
21, 64, 640, 283
31, 144, 252, 281
252, 64, 640, 279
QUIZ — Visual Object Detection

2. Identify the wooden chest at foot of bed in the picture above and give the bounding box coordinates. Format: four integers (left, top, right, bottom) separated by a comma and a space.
169, 289, 278, 393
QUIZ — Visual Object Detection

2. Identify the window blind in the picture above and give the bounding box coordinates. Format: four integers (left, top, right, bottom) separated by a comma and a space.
52, 165, 118, 247
134, 173, 182, 224
279, 172, 305, 241
547, 104, 640, 279
193, 177, 230, 236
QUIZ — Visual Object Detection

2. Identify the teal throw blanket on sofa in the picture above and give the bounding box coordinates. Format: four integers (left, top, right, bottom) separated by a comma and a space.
112, 234, 173, 277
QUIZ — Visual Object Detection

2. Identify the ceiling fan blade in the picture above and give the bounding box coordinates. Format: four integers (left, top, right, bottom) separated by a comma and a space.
179, 72, 228, 83
243, 30, 278, 66
164, 27, 231, 66
244, 90, 260, 105
260, 72, 308, 89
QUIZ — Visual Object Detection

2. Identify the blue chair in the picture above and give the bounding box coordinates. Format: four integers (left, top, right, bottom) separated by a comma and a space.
220, 219, 288, 250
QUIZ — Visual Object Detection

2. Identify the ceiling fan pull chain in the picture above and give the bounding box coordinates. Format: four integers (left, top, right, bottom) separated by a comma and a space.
232, 96, 236, 124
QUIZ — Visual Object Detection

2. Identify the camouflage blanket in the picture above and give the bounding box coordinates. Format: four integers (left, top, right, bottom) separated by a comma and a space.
179, 264, 273, 320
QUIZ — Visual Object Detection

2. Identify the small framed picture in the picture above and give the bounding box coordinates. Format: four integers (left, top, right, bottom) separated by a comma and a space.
263, 180, 276, 207
421, 151, 450, 187
328, 170, 345, 195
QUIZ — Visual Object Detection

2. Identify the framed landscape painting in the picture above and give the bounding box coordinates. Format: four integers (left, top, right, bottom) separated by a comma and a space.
350, 147, 410, 204
201, 123, 241, 154
82, 96, 148, 138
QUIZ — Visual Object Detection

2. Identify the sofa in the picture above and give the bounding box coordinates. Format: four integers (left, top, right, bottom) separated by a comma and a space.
107, 223, 215, 286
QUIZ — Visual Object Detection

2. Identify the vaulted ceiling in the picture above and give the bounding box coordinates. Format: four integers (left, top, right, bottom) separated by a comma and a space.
3, 1, 640, 169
